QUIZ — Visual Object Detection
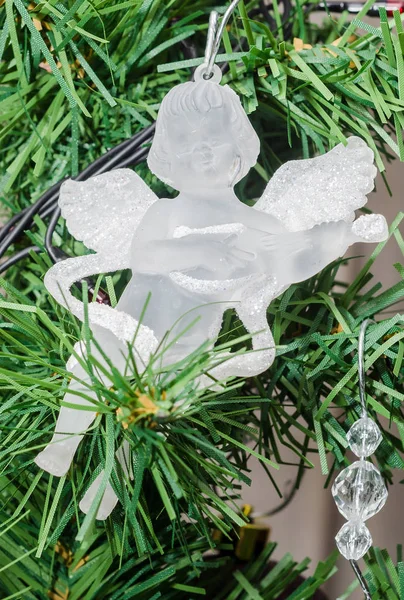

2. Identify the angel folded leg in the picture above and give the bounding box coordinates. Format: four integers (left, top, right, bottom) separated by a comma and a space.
199, 277, 280, 383
35, 324, 131, 477
36, 252, 158, 477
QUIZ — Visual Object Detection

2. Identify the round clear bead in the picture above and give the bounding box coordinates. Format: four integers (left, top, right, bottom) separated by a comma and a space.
335, 520, 372, 560
332, 460, 388, 521
347, 417, 382, 458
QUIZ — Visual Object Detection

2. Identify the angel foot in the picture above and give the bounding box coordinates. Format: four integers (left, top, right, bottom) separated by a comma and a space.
79, 471, 119, 520
352, 214, 388, 243
34, 443, 74, 477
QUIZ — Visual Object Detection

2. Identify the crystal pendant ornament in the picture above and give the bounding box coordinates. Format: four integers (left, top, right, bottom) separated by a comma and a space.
33, 3, 388, 522
335, 521, 373, 561
332, 460, 388, 521
332, 319, 388, 563
347, 417, 382, 458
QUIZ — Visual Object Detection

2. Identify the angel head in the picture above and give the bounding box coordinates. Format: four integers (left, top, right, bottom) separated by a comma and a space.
148, 79, 260, 191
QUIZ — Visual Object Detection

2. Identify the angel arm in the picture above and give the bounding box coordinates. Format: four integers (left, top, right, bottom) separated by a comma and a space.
44, 253, 156, 345
252, 136, 388, 283
263, 215, 388, 286
44, 253, 125, 317
132, 233, 217, 274
133, 234, 251, 274
131, 200, 252, 275
131, 201, 197, 273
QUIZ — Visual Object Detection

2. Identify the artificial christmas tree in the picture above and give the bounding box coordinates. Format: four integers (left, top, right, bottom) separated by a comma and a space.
0, 1, 403, 598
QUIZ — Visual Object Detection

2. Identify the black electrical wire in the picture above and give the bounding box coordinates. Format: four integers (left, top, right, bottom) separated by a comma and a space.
0, 125, 155, 267
259, 0, 277, 30
37, 133, 153, 223
0, 246, 41, 273
0, 208, 29, 243
0, 124, 154, 236
0, 195, 52, 256
249, 0, 293, 32
44, 208, 62, 265
1, 140, 151, 276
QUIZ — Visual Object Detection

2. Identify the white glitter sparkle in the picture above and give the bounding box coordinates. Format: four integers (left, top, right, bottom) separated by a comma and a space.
173, 223, 245, 238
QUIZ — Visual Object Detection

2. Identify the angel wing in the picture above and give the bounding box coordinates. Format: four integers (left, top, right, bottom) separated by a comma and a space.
255, 136, 377, 232
59, 168, 158, 259
44, 168, 159, 350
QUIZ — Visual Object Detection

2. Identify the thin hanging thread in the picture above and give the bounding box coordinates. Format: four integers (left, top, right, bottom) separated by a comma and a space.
358, 318, 372, 419
204, 0, 241, 78
350, 559, 372, 600
352, 319, 374, 600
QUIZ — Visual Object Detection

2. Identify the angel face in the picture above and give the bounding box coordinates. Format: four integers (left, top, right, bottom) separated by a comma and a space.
148, 80, 260, 192
164, 106, 240, 190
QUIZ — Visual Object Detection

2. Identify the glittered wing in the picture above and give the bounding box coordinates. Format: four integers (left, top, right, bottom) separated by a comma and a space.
255, 137, 377, 232
59, 168, 158, 259
44, 168, 160, 345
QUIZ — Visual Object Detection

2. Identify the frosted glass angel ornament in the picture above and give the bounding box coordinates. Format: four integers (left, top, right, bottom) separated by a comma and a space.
34, 62, 388, 519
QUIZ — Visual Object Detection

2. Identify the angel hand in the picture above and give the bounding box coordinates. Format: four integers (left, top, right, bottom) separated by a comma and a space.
204, 237, 255, 277
266, 221, 351, 285
351, 214, 388, 244
132, 233, 254, 275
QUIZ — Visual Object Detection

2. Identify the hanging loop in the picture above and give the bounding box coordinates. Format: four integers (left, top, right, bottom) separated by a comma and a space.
204, 10, 219, 68
194, 63, 222, 83
201, 0, 241, 80
358, 318, 375, 418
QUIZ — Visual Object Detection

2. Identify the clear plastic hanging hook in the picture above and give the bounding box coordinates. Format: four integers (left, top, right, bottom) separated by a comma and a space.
198, 0, 241, 81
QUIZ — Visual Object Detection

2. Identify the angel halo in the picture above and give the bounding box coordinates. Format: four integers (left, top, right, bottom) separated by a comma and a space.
34, 59, 388, 521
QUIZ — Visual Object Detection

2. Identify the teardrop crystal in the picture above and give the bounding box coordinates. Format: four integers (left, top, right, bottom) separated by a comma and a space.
332, 460, 388, 521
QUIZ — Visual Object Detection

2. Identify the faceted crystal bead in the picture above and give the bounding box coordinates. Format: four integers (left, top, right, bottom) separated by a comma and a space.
332, 460, 388, 521
347, 417, 382, 458
335, 521, 372, 560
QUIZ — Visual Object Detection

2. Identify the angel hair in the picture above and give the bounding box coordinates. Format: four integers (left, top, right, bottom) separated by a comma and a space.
147, 79, 260, 189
